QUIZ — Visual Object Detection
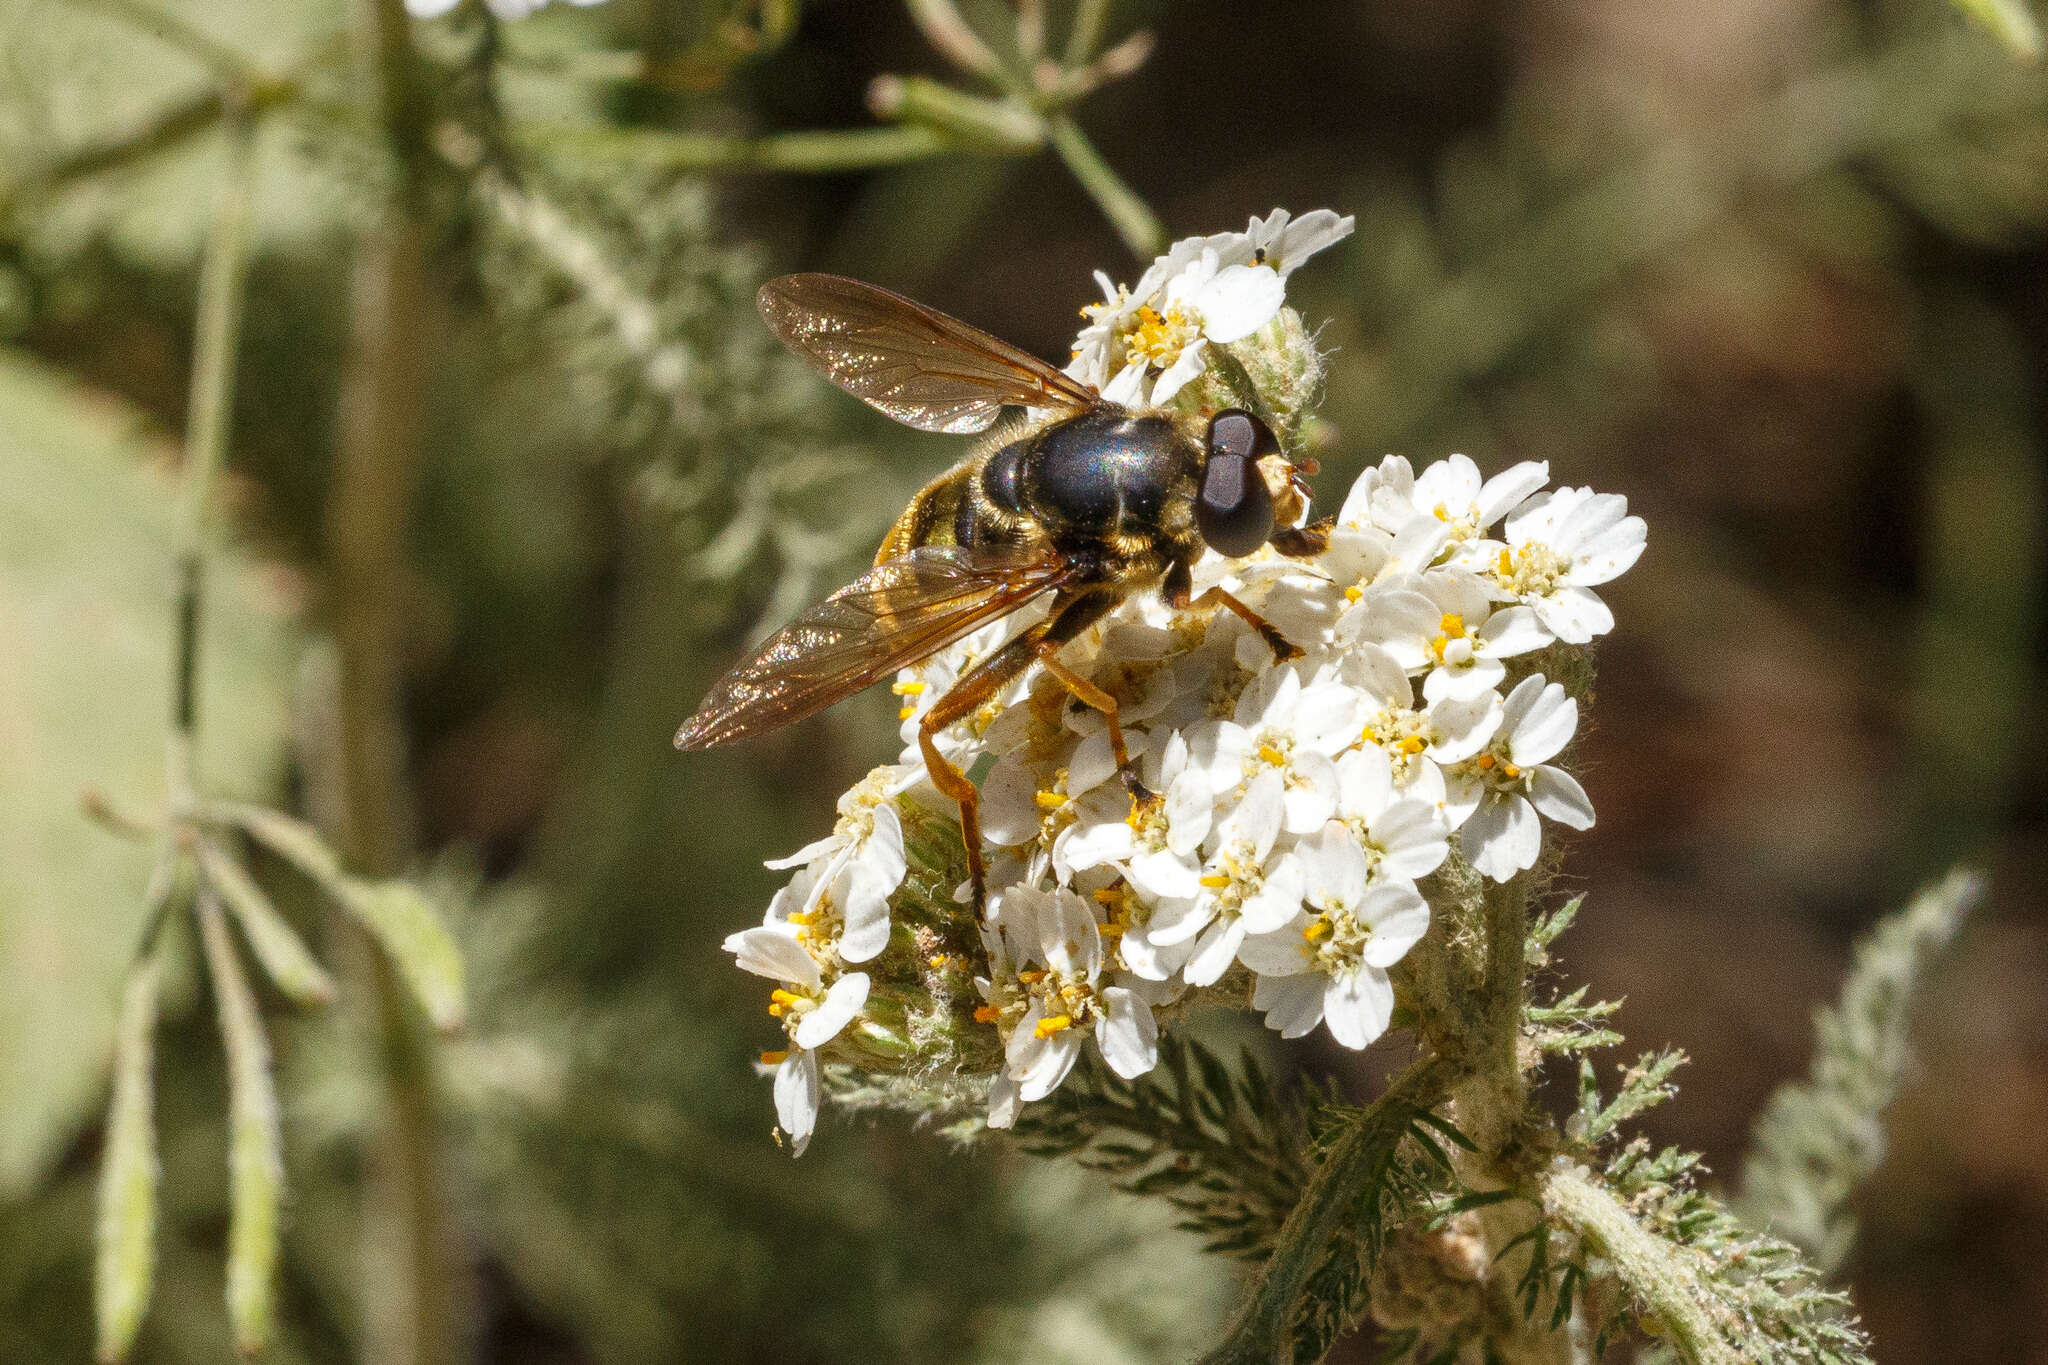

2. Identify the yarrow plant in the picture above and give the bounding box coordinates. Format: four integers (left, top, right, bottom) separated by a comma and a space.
713, 215, 1949, 1364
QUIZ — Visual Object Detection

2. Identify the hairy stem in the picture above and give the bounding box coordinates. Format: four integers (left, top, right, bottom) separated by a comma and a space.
1543, 1162, 1742, 1365
1196, 1056, 1458, 1365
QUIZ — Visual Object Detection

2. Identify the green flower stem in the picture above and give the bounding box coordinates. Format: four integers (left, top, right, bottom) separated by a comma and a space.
1064, 0, 1113, 69
163, 114, 255, 809
1196, 1055, 1459, 1365
52, 0, 261, 84
1542, 1162, 1743, 1365
1046, 114, 1164, 258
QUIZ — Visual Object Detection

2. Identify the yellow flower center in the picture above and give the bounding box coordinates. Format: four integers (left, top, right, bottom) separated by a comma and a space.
1124, 303, 1200, 369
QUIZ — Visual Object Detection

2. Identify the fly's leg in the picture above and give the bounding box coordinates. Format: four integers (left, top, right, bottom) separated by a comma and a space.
1032, 592, 1147, 804
1162, 559, 1302, 662
1270, 516, 1333, 558
920, 624, 1051, 924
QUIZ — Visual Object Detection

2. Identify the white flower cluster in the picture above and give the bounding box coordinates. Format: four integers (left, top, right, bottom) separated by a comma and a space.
725, 213, 1645, 1152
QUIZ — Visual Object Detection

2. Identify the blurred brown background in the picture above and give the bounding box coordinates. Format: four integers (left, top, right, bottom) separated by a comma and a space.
2, 0, 2045, 1360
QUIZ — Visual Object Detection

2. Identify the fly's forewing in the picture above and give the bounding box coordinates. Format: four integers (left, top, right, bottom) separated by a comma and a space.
675, 545, 1073, 749
758, 273, 1099, 434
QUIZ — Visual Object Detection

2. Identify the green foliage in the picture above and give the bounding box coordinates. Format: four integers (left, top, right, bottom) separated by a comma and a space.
1012, 1035, 1324, 1257
0, 353, 298, 1197
1740, 869, 1983, 1274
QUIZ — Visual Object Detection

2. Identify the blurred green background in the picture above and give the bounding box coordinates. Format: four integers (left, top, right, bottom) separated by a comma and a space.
2, 0, 2046, 1360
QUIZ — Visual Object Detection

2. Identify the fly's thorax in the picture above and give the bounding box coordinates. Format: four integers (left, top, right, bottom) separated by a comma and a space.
1017, 407, 1201, 547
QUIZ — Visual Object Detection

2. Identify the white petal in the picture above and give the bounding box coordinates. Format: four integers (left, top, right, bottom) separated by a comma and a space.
773, 1051, 821, 1156
1567, 516, 1647, 586
1476, 605, 1551, 657
1118, 919, 1198, 980
1370, 801, 1450, 880
1422, 655, 1505, 704
1339, 643, 1415, 709
763, 832, 841, 871
835, 866, 894, 964
1281, 755, 1340, 834
1323, 969, 1395, 1049
1016, 1029, 1084, 1102
1239, 916, 1318, 974
1142, 893, 1215, 947
1227, 769, 1287, 861
1101, 362, 1149, 405
1239, 854, 1307, 934
1413, 454, 1481, 513
1253, 972, 1327, 1038
794, 973, 869, 1049
1292, 683, 1370, 754
1162, 775, 1213, 855
980, 755, 1045, 847
1510, 680, 1577, 767
1530, 766, 1596, 830
1195, 263, 1287, 342
1532, 586, 1614, 644
1336, 745, 1395, 823
1358, 884, 1430, 967
1182, 915, 1247, 987
1053, 817, 1134, 882
725, 926, 821, 990
985, 1070, 1022, 1130
1127, 848, 1200, 900
1068, 729, 1119, 797
1427, 691, 1504, 763
1095, 987, 1160, 1079
1462, 794, 1542, 882
1297, 824, 1367, 910
1475, 461, 1550, 526
1269, 208, 1354, 275
1149, 340, 1210, 405
1038, 887, 1102, 981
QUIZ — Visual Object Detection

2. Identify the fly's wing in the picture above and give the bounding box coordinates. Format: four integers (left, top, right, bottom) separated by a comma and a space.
675, 545, 1072, 749
759, 273, 1099, 434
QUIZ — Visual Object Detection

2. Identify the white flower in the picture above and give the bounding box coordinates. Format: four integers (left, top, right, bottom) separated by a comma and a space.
1330, 746, 1450, 882
1444, 675, 1596, 881
763, 765, 910, 964
1342, 643, 1502, 821
725, 922, 870, 1156
1187, 665, 1365, 835
1144, 770, 1305, 986
979, 886, 1159, 1127
1488, 487, 1647, 644
1053, 732, 1211, 900
1220, 208, 1357, 277
1102, 248, 1287, 406
1239, 823, 1430, 1048
1411, 570, 1549, 704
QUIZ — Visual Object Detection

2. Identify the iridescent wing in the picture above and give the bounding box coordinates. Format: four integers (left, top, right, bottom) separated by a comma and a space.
758, 273, 1099, 434
675, 545, 1074, 749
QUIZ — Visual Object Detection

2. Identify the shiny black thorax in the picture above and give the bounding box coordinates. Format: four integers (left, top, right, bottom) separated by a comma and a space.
942, 406, 1203, 580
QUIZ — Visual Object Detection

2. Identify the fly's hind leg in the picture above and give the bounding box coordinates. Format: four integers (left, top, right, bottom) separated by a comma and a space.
918, 591, 1136, 921
1162, 559, 1303, 662
920, 626, 1047, 924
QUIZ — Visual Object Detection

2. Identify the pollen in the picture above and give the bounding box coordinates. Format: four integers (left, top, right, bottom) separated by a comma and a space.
1033, 1014, 1075, 1039
1257, 743, 1289, 767
1200, 873, 1232, 889
1034, 790, 1069, 809
1302, 919, 1332, 942
1439, 613, 1465, 637
1018, 968, 1049, 984
1476, 753, 1496, 769
898, 705, 917, 720
928, 954, 950, 969
759, 1050, 789, 1066
1344, 585, 1363, 602
891, 680, 926, 695
973, 1004, 1000, 1023
1433, 503, 1450, 521
1097, 922, 1127, 939
1498, 547, 1514, 576
1502, 762, 1522, 779
1396, 736, 1427, 755
767, 1003, 785, 1017
785, 912, 815, 926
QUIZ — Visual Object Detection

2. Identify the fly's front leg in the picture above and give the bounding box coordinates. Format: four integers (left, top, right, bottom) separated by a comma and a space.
1270, 516, 1333, 559
1162, 558, 1302, 662
920, 625, 1048, 924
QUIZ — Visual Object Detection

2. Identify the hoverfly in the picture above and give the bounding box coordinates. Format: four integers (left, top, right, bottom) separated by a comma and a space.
676, 273, 1329, 917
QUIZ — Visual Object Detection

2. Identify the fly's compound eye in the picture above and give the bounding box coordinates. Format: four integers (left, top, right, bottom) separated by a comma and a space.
1197, 409, 1276, 558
